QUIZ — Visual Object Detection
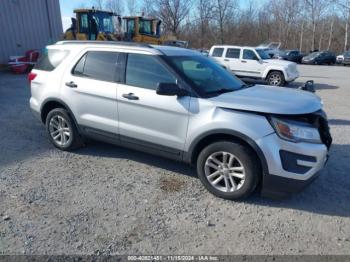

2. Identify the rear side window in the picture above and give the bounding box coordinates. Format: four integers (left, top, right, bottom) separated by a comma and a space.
226, 48, 240, 58
125, 54, 176, 90
212, 48, 224, 57
34, 49, 69, 71
72, 51, 119, 82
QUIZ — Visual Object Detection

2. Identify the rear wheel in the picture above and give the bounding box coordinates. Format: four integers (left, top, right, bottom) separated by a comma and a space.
267, 71, 285, 86
196, 141, 260, 200
46, 108, 83, 151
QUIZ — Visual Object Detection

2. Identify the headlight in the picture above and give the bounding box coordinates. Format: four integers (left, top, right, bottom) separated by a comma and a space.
270, 117, 321, 143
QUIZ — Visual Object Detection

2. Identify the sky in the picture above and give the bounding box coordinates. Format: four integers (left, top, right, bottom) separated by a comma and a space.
59, 0, 266, 31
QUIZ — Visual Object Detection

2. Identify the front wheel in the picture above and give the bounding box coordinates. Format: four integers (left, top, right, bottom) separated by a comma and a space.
266, 71, 285, 86
196, 141, 260, 200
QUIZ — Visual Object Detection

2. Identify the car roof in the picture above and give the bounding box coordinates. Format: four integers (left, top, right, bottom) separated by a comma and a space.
54, 41, 200, 56
211, 45, 255, 49
151, 45, 200, 56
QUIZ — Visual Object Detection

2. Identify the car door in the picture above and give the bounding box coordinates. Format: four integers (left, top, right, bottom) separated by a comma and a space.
61, 50, 120, 135
116, 52, 191, 156
224, 48, 242, 76
318, 52, 326, 64
239, 49, 262, 78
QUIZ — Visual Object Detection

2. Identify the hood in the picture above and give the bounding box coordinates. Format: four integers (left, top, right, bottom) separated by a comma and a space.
209, 85, 322, 115
262, 59, 292, 67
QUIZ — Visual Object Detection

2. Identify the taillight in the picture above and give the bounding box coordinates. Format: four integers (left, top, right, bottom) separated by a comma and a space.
28, 72, 37, 84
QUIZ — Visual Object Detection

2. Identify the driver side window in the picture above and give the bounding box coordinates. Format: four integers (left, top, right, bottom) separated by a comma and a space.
243, 49, 258, 60
125, 54, 176, 90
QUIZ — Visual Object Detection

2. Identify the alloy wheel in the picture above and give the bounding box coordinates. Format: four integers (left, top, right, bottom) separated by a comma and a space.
204, 151, 246, 193
49, 115, 72, 146
268, 73, 282, 86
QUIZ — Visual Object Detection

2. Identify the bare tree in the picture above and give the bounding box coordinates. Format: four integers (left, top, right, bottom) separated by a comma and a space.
299, 19, 305, 51
305, 0, 329, 51
141, 0, 157, 16
135, 0, 348, 52
327, 16, 335, 50
155, 0, 192, 36
93, 0, 105, 10
347, 5, 350, 50
127, 0, 138, 15
338, 0, 350, 51
270, 0, 302, 45
318, 20, 325, 50
105, 0, 124, 14
214, 0, 236, 44
197, 0, 215, 48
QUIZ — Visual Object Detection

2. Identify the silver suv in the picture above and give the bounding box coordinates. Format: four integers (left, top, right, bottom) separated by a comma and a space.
29, 41, 332, 199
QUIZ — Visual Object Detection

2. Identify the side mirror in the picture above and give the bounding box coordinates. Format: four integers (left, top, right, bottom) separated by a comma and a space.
156, 83, 188, 96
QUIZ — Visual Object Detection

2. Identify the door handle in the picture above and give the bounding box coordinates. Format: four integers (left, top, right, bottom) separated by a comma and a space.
224, 59, 229, 61
122, 93, 139, 100
241, 60, 247, 63
65, 81, 78, 88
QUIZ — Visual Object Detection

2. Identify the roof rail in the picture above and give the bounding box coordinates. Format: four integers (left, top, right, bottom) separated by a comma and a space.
55, 40, 154, 48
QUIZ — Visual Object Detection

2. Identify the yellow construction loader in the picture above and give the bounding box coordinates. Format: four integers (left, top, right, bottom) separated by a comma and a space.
122, 16, 188, 47
63, 8, 120, 41
63, 8, 188, 47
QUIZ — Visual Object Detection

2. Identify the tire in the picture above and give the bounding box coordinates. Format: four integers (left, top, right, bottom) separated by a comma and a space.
196, 141, 260, 200
45, 108, 83, 151
266, 71, 285, 86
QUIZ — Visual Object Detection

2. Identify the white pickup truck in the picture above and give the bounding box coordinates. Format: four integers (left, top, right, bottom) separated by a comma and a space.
209, 45, 299, 86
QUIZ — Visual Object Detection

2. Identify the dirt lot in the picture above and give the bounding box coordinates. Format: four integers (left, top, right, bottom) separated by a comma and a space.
0, 65, 349, 255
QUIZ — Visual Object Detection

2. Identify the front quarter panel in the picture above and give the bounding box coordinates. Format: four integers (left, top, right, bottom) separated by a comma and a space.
262, 64, 288, 79
184, 97, 275, 152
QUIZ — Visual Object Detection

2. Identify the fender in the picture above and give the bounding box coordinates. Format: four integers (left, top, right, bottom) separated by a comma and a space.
183, 128, 269, 175
40, 97, 80, 132
262, 67, 286, 79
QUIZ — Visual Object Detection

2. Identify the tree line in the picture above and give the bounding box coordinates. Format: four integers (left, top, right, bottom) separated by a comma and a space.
93, 0, 350, 53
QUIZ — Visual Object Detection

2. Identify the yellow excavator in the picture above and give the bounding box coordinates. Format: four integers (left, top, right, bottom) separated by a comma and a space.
64, 8, 188, 47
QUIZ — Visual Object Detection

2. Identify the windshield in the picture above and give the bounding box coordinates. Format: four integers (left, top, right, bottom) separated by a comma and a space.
167, 55, 244, 96
344, 51, 350, 57
139, 19, 153, 35
255, 49, 271, 59
92, 12, 114, 33
308, 52, 320, 58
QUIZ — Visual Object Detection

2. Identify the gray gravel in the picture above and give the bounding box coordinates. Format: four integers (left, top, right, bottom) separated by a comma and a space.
0, 65, 349, 255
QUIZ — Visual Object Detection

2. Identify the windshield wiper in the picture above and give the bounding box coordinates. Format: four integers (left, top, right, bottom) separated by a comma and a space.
205, 88, 236, 95
240, 83, 255, 89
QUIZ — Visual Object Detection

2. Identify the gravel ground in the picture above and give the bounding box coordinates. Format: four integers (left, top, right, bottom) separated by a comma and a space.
0, 65, 349, 255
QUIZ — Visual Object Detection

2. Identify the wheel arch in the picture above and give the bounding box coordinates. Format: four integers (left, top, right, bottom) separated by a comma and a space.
264, 68, 286, 80
184, 129, 269, 176
40, 98, 79, 129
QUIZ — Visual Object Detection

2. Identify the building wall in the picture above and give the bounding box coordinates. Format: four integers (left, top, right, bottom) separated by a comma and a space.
0, 0, 63, 64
